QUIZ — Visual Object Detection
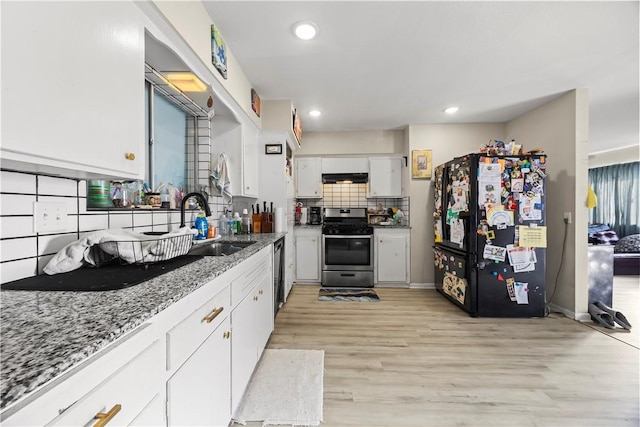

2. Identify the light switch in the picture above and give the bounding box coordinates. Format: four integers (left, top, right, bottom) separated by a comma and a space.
34, 202, 68, 232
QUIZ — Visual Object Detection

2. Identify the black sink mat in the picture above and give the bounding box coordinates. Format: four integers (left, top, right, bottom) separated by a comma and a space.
1, 255, 204, 292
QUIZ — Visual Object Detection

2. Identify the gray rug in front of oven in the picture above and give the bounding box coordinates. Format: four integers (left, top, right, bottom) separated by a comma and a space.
318, 288, 380, 302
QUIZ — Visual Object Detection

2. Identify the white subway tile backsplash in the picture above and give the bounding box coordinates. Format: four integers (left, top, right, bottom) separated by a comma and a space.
78, 197, 88, 214
152, 211, 169, 225
38, 233, 78, 256
78, 180, 87, 197
169, 212, 182, 224
1, 171, 36, 194
133, 212, 152, 227
1, 217, 35, 239
0, 194, 36, 215
1, 237, 37, 262
109, 212, 133, 229
79, 214, 108, 232
38, 175, 78, 197
1, 258, 37, 284
134, 225, 153, 234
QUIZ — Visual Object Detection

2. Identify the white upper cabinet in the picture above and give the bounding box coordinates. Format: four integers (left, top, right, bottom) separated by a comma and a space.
1, 2, 145, 179
295, 158, 323, 198
368, 157, 403, 198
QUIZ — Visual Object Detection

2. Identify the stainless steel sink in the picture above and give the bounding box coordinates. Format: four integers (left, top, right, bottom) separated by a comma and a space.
188, 241, 255, 257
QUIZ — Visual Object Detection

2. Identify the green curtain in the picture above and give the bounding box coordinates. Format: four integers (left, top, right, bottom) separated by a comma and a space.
588, 161, 639, 237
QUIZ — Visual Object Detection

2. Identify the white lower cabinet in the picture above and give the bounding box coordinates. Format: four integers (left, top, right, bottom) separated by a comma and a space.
48, 340, 164, 427
231, 258, 273, 414
375, 228, 411, 284
1, 245, 276, 427
294, 228, 322, 283
167, 317, 231, 427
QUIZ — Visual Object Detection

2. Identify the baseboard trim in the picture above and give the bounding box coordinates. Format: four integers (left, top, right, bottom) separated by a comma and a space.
547, 303, 590, 321
409, 282, 435, 289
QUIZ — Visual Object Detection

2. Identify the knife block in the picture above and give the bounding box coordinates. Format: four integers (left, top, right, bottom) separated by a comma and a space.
252, 214, 262, 233
261, 214, 273, 233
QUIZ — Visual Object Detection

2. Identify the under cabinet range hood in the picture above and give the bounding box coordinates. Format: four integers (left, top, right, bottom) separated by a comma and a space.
322, 173, 368, 184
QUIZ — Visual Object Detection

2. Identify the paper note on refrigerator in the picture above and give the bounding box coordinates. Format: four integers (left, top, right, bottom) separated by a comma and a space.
514, 282, 529, 304
518, 226, 547, 247
450, 219, 465, 247
506, 244, 537, 265
483, 244, 507, 262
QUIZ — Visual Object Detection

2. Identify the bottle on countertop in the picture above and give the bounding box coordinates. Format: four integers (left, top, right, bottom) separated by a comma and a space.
241, 209, 251, 234
194, 211, 208, 240
232, 212, 241, 234
219, 212, 228, 236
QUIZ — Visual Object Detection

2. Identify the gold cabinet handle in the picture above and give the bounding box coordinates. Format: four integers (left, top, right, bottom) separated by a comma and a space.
93, 404, 121, 427
203, 307, 224, 323
124, 152, 135, 160
259, 289, 264, 295
254, 296, 258, 301
223, 331, 230, 339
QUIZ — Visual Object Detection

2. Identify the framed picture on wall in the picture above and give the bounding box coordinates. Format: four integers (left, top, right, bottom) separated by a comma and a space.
211, 24, 227, 79
265, 144, 282, 155
251, 88, 261, 117
412, 149, 432, 179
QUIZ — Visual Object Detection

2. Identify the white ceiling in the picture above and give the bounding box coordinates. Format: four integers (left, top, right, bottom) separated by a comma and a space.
202, 1, 639, 154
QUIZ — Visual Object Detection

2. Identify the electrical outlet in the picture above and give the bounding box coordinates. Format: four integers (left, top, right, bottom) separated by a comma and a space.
563, 212, 572, 224
34, 202, 68, 233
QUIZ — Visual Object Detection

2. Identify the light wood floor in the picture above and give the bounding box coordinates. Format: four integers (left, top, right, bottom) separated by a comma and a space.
263, 283, 639, 427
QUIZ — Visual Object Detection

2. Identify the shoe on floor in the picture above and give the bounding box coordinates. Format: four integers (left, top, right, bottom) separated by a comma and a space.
594, 301, 632, 330
588, 303, 616, 329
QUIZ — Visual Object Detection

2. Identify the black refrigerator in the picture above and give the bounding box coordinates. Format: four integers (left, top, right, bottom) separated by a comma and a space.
432, 153, 547, 317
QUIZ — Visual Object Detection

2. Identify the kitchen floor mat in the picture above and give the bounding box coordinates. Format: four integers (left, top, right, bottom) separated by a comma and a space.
318, 288, 380, 301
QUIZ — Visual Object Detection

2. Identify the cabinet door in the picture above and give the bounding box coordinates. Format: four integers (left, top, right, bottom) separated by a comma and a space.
167, 317, 231, 427
231, 291, 259, 413
295, 233, 321, 282
48, 341, 163, 426
1, 2, 145, 179
368, 158, 402, 197
376, 232, 409, 283
255, 271, 274, 355
295, 158, 323, 198
129, 393, 165, 427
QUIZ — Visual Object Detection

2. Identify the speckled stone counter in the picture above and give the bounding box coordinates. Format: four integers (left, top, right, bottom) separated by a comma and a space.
0, 233, 286, 410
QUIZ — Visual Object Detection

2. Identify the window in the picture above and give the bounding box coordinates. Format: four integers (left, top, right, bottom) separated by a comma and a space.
144, 81, 196, 193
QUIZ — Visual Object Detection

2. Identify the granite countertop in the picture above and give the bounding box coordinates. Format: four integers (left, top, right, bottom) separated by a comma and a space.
0, 232, 286, 411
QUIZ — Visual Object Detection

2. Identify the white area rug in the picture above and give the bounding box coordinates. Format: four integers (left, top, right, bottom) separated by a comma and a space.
233, 349, 324, 427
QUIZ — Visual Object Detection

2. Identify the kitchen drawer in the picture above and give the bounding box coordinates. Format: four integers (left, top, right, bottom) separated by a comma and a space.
166, 285, 230, 371
230, 250, 270, 307
47, 340, 163, 426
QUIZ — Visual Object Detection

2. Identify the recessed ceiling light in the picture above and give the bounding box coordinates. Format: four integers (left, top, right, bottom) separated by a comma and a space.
444, 106, 459, 114
309, 110, 322, 117
293, 21, 318, 40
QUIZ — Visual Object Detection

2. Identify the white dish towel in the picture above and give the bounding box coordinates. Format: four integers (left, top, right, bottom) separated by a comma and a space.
43, 227, 193, 275
211, 153, 233, 204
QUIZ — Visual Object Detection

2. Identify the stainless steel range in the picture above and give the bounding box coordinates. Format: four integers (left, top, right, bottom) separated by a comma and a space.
322, 208, 374, 288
